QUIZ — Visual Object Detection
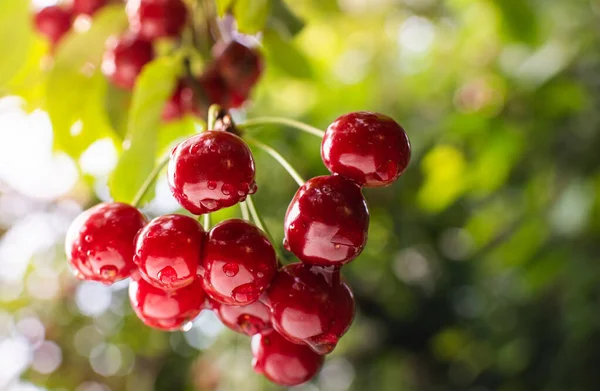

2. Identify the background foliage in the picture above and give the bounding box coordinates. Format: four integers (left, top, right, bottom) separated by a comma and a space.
1, 0, 600, 390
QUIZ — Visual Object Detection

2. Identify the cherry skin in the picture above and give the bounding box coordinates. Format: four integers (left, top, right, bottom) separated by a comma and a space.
34, 6, 73, 45
127, 0, 188, 40
162, 81, 201, 122
73, 0, 108, 16
321, 111, 411, 188
284, 175, 369, 266
213, 40, 264, 97
129, 277, 205, 331
263, 263, 355, 355
252, 329, 325, 386
65, 202, 147, 285
168, 131, 257, 215
198, 67, 246, 110
202, 219, 277, 306
102, 33, 155, 90
134, 214, 204, 291
210, 299, 271, 336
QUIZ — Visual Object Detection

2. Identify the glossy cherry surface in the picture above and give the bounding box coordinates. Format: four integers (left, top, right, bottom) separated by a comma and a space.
284, 175, 369, 266
129, 277, 205, 331
65, 202, 147, 285
127, 0, 188, 40
211, 299, 271, 336
214, 40, 264, 96
263, 263, 355, 355
252, 329, 324, 386
73, 0, 108, 16
202, 219, 277, 306
134, 214, 204, 291
322, 111, 411, 187
34, 6, 72, 45
102, 33, 155, 90
168, 131, 257, 215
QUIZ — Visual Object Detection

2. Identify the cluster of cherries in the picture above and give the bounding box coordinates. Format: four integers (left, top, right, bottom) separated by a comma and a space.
33, 0, 263, 121
65, 110, 410, 386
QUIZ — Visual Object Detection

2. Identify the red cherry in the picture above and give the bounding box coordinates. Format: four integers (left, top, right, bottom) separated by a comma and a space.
65, 203, 147, 285
211, 299, 271, 336
127, 0, 188, 40
322, 111, 411, 187
167, 131, 257, 215
134, 214, 204, 291
202, 219, 277, 306
198, 68, 236, 109
162, 80, 202, 122
214, 40, 264, 96
34, 6, 73, 45
252, 329, 324, 386
284, 175, 369, 266
263, 263, 355, 355
129, 277, 205, 331
73, 0, 108, 16
102, 33, 155, 90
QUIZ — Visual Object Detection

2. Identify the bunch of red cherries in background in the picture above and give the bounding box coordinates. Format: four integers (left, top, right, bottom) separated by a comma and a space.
65, 109, 411, 386
33, 0, 264, 121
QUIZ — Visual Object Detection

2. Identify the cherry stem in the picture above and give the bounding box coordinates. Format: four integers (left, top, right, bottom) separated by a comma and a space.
245, 195, 283, 260
240, 201, 250, 221
244, 136, 306, 187
237, 117, 326, 138
131, 155, 170, 208
207, 104, 221, 129
202, 213, 212, 231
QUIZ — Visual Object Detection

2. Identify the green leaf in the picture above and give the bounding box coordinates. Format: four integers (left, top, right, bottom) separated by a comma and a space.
46, 5, 127, 158
216, 0, 235, 16
262, 28, 312, 78
269, 0, 304, 37
0, 0, 32, 90
233, 0, 271, 34
108, 56, 181, 204
493, 0, 538, 44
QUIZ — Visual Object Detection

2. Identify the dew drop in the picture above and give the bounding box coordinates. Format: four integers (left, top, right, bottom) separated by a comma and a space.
189, 143, 201, 154
158, 266, 177, 286
257, 272, 264, 278
86, 250, 93, 257
180, 320, 194, 332
240, 182, 250, 193
221, 184, 234, 196
84, 235, 93, 242
200, 199, 219, 211
283, 239, 290, 251
99, 265, 118, 282
209, 143, 219, 153
222, 263, 239, 277
232, 283, 260, 304
249, 182, 258, 194
238, 314, 268, 336
237, 189, 246, 197
207, 181, 217, 190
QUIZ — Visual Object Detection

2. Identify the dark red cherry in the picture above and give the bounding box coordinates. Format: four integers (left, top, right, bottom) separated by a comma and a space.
102, 33, 155, 90
202, 219, 277, 306
214, 40, 264, 96
162, 81, 202, 121
134, 214, 204, 291
198, 68, 239, 109
129, 277, 205, 331
263, 263, 355, 355
168, 132, 257, 215
65, 203, 147, 285
252, 329, 324, 386
211, 299, 271, 336
73, 0, 108, 16
127, 0, 188, 40
34, 6, 73, 45
284, 175, 369, 266
322, 111, 411, 187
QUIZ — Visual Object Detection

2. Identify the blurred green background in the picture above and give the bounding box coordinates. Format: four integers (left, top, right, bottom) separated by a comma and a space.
1, 0, 600, 390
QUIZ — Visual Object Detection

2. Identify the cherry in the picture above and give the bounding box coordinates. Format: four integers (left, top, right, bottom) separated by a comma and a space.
34, 6, 73, 45
127, 0, 188, 40
284, 175, 369, 266
73, 0, 108, 16
134, 214, 204, 291
252, 329, 324, 386
168, 131, 257, 215
201, 219, 277, 306
102, 33, 155, 90
162, 80, 202, 122
65, 202, 147, 285
198, 68, 245, 110
210, 299, 271, 336
263, 263, 355, 355
321, 111, 411, 187
129, 277, 205, 331
213, 40, 264, 97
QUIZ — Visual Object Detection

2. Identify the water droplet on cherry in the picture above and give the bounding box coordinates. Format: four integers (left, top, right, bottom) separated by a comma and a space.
232, 283, 260, 304
222, 263, 239, 277
99, 265, 118, 281
207, 181, 217, 190
158, 266, 177, 286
